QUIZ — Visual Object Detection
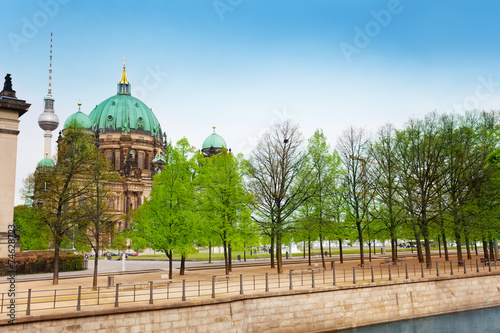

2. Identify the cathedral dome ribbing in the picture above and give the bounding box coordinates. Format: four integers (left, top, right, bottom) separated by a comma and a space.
88, 64, 163, 140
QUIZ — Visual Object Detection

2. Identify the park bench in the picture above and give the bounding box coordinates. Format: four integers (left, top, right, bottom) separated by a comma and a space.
480, 258, 490, 266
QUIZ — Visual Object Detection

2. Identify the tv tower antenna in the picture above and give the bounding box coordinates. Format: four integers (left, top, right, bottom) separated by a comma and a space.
38, 32, 59, 159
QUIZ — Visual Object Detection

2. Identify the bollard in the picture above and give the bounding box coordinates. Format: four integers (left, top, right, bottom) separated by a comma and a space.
489, 259, 492, 272
476, 259, 479, 273
26, 289, 31, 316
312, 270, 315, 288
421, 263, 424, 278
450, 261, 453, 275
353, 267, 356, 284
464, 260, 466, 274
265, 273, 269, 292
149, 281, 153, 304
77, 286, 81, 311
333, 267, 336, 286
182, 280, 186, 301
371, 266, 374, 282
405, 264, 408, 279
53, 290, 57, 309
240, 274, 244, 295
212, 276, 215, 298
115, 284, 119, 307
388, 265, 392, 281
436, 262, 439, 277
289, 271, 293, 290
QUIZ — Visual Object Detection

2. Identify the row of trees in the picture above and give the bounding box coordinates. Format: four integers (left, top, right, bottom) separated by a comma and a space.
17, 110, 500, 283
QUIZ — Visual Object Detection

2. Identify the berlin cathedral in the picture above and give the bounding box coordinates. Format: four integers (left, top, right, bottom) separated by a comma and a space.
36, 61, 227, 231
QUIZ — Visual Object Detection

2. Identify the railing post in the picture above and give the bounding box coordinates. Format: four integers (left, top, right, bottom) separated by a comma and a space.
371, 265, 374, 282
26, 289, 31, 316
421, 263, 424, 278
352, 267, 356, 284
405, 263, 408, 279
450, 261, 454, 275
265, 273, 269, 292
149, 281, 153, 304
476, 259, 479, 273
436, 262, 439, 277
240, 274, 243, 295
1, 292, 3, 314
312, 270, 315, 288
181, 280, 186, 301
77, 286, 81, 311
115, 284, 119, 307
464, 260, 467, 274
289, 271, 293, 290
53, 290, 57, 309
212, 276, 215, 298
333, 267, 336, 286
489, 259, 492, 272
388, 265, 392, 281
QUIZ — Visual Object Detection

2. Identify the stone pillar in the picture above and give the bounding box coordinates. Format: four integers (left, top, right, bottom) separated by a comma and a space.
0, 74, 30, 257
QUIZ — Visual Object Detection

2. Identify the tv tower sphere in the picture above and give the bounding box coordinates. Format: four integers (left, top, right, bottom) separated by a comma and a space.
38, 97, 59, 131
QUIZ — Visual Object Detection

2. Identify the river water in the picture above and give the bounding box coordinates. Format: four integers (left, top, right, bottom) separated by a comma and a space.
338, 306, 500, 332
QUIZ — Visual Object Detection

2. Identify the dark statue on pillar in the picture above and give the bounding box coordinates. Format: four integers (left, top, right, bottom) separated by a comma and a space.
0, 74, 16, 98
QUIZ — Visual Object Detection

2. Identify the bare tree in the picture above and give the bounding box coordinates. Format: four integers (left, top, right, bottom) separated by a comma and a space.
248, 120, 314, 273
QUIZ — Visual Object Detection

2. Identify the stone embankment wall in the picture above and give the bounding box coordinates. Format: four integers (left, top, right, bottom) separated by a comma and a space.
4, 273, 500, 332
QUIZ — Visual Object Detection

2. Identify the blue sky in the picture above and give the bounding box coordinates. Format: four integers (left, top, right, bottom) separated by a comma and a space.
1, 0, 500, 205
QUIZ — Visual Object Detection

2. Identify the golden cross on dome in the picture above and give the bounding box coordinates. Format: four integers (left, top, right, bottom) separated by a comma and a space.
122, 57, 127, 68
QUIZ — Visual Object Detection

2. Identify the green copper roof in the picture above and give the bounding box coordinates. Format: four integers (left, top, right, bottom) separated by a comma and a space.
37, 157, 55, 168
202, 132, 227, 150
88, 94, 163, 138
64, 111, 92, 130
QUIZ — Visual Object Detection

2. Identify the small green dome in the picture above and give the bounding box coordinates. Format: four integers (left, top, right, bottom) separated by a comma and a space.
37, 157, 55, 168
64, 110, 92, 130
202, 132, 227, 150
88, 94, 163, 139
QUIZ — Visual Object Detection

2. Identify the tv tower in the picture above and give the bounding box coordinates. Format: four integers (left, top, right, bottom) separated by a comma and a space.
37, 32, 59, 158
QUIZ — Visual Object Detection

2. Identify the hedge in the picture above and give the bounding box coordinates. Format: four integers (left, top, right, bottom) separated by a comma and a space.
0, 252, 85, 276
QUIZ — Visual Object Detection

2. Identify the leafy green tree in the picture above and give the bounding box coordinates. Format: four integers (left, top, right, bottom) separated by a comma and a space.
305, 129, 342, 268
14, 205, 50, 250
133, 138, 197, 279
33, 124, 97, 284
197, 149, 253, 275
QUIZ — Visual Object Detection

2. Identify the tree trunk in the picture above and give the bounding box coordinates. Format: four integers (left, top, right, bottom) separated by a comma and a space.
438, 237, 441, 258
339, 239, 344, 264
357, 222, 364, 265
167, 250, 173, 280
368, 241, 372, 262
329, 240, 331, 257
208, 242, 212, 264
391, 236, 397, 263
270, 235, 275, 269
180, 255, 185, 275
483, 239, 489, 259
319, 234, 325, 269
489, 239, 495, 261
474, 241, 478, 256
465, 235, 471, 260
276, 233, 283, 274
308, 235, 311, 266
223, 240, 229, 275
93, 240, 99, 289
53, 241, 60, 285
228, 243, 232, 272
455, 230, 463, 263
303, 240, 305, 259
442, 233, 449, 261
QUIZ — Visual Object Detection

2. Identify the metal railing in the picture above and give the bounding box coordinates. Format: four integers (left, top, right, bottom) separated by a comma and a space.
2, 258, 497, 317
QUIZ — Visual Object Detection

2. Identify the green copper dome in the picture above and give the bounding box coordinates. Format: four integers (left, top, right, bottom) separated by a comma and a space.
88, 94, 163, 138
202, 132, 227, 150
64, 110, 92, 130
37, 157, 55, 168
